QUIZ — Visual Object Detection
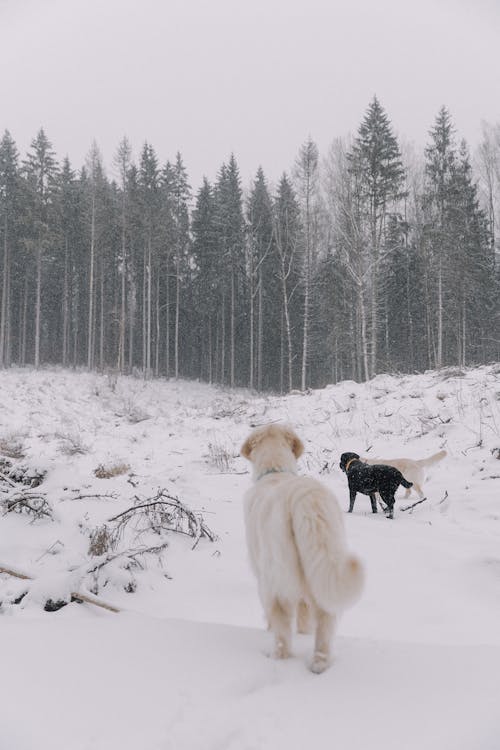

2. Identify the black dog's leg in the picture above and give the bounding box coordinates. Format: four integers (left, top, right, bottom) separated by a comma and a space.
348, 487, 357, 513
369, 493, 378, 514
381, 492, 395, 519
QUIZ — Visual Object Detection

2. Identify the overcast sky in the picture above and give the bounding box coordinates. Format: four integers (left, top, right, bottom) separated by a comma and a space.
1, 0, 499, 189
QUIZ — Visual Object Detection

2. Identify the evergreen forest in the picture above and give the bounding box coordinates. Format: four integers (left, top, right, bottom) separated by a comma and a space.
1, 98, 499, 391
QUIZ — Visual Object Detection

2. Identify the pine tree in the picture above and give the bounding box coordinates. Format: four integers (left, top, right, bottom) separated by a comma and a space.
348, 97, 406, 376
171, 152, 191, 379
23, 128, 58, 367
450, 142, 494, 364
423, 106, 456, 368
192, 177, 218, 381
246, 167, 274, 389
214, 156, 245, 386
53, 157, 80, 366
0, 130, 20, 367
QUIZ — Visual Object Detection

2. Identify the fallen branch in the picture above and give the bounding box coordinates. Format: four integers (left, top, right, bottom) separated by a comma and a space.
86, 542, 170, 575
0, 563, 120, 613
1, 492, 53, 520
0, 471, 16, 488
108, 489, 216, 549
400, 496, 428, 512
65, 492, 118, 501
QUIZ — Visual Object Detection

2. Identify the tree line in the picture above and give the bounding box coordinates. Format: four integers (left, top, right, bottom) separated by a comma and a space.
0, 98, 499, 391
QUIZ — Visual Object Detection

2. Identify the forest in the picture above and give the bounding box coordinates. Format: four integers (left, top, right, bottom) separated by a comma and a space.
0, 97, 499, 391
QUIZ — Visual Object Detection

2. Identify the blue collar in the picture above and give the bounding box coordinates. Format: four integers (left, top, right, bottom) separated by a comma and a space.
256, 468, 296, 482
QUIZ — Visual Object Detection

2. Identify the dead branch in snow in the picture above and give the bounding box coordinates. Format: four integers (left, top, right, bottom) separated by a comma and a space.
65, 492, 118, 501
400, 496, 428, 512
86, 542, 171, 575
0, 563, 120, 613
1, 492, 53, 520
0, 471, 16, 488
437, 490, 449, 505
108, 489, 217, 549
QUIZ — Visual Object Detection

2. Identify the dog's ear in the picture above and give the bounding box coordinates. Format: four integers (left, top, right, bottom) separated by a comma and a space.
240, 434, 255, 460
283, 426, 304, 459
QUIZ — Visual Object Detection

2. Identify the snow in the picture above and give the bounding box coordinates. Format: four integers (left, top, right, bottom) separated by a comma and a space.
1, 365, 500, 749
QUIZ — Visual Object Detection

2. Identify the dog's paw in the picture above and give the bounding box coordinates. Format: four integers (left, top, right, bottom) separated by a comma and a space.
309, 652, 330, 674
272, 643, 291, 660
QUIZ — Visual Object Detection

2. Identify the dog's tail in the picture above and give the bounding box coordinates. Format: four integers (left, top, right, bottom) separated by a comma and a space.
400, 476, 413, 489
291, 495, 364, 612
417, 449, 447, 468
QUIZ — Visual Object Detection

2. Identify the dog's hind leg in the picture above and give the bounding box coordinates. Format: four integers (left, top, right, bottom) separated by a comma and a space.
369, 492, 378, 513
413, 482, 424, 499
269, 598, 293, 659
310, 607, 336, 674
381, 492, 395, 519
297, 599, 312, 634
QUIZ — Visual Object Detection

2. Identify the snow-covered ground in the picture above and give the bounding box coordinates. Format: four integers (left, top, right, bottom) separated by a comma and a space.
1, 365, 499, 750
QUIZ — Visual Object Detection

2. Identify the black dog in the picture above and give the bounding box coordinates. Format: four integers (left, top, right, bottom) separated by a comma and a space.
339, 451, 413, 519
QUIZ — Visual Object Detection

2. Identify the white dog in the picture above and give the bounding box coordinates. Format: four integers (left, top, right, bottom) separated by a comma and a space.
362, 450, 447, 499
241, 424, 364, 674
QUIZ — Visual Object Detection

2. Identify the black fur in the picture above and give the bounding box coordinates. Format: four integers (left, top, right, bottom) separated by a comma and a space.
339, 451, 413, 520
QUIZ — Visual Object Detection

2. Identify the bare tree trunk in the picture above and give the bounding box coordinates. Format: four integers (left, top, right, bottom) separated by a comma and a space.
0, 215, 9, 367
221, 293, 225, 384
62, 237, 69, 367
142, 248, 146, 374
280, 309, 284, 393
34, 243, 42, 369
301, 217, 310, 391
175, 251, 180, 379
358, 281, 370, 382
437, 257, 443, 368
230, 268, 235, 387
257, 264, 263, 391
73, 282, 79, 368
146, 235, 152, 378
21, 274, 28, 367
119, 211, 127, 373
249, 266, 254, 389
165, 254, 170, 377
87, 196, 96, 370
99, 257, 104, 370
155, 273, 160, 377
208, 316, 213, 384
128, 279, 135, 372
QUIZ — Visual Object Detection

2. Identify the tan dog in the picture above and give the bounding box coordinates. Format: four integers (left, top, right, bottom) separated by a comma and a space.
362, 450, 447, 499
241, 424, 364, 674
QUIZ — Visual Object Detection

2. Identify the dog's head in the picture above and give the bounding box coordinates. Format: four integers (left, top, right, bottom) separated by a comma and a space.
339, 451, 360, 473
241, 424, 304, 471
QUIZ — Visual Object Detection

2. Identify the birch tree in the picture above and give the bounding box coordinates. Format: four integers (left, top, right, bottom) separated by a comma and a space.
114, 137, 133, 372
294, 137, 319, 390
273, 173, 302, 391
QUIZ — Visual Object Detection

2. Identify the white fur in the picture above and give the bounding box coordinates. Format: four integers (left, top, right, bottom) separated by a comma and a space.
362, 450, 447, 499
241, 424, 364, 673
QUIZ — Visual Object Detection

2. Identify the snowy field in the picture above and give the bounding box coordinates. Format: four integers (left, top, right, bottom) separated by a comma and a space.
1, 365, 499, 750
